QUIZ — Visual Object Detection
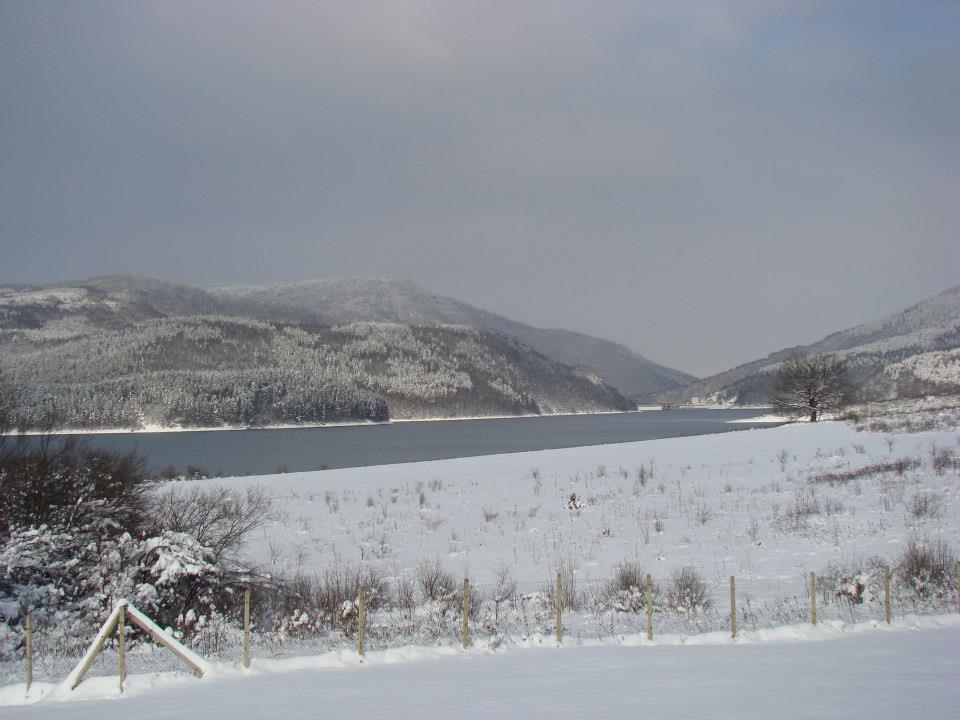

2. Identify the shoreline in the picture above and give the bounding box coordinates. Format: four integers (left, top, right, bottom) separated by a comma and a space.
6, 407, 651, 436
3, 406, 776, 437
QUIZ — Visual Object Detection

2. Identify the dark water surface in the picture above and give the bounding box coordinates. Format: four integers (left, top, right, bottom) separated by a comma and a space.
57, 409, 778, 476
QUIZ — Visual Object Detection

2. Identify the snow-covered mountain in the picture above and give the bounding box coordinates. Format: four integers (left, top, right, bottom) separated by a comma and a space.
657, 284, 960, 406
206, 276, 696, 398
0, 274, 694, 398
0, 277, 643, 427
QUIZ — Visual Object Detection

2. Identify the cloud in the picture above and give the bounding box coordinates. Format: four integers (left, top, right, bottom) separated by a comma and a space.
1, 1, 958, 375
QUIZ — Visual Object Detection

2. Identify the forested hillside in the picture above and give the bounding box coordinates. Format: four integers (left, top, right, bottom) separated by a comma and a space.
0, 274, 691, 412
2, 316, 632, 428
207, 276, 696, 398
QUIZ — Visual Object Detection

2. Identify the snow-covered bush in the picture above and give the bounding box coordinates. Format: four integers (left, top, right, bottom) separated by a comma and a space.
597, 562, 657, 613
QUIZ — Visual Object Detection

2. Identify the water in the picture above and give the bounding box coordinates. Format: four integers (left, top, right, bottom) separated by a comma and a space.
56, 409, 778, 476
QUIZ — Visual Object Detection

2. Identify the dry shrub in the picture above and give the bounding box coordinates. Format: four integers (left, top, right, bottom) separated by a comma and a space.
666, 567, 711, 612
395, 576, 416, 611
261, 564, 390, 637
152, 485, 272, 560
417, 559, 457, 601
810, 458, 919, 485
909, 493, 943, 520
896, 539, 957, 598
542, 562, 585, 611
931, 447, 957, 476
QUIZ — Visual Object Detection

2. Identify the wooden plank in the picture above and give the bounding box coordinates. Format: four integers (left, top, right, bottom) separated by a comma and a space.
25, 614, 33, 695
555, 572, 562, 645
810, 572, 817, 626
730, 576, 737, 639
118, 605, 126, 692
125, 604, 207, 677
462, 578, 470, 649
68, 602, 123, 690
884, 567, 892, 624
357, 587, 366, 657
646, 574, 653, 641
243, 588, 251, 669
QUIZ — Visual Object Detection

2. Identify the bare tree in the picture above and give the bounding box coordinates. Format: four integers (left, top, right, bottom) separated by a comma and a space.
770, 354, 852, 422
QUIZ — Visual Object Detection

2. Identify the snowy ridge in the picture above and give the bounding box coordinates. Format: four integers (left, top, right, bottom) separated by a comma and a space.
659, 283, 960, 405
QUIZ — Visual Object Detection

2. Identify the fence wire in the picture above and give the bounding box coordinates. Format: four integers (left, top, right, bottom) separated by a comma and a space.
2, 567, 957, 690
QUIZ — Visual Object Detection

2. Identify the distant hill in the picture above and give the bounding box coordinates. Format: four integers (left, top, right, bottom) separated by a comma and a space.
0, 274, 694, 398
657, 284, 960, 406
206, 276, 696, 398
0, 277, 642, 428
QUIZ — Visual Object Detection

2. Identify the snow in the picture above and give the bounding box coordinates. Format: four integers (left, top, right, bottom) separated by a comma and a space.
727, 413, 790, 424
183, 420, 959, 585
3, 617, 958, 718
2, 416, 958, 713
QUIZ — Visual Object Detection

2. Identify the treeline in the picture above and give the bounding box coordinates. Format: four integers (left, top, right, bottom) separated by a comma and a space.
12, 371, 389, 429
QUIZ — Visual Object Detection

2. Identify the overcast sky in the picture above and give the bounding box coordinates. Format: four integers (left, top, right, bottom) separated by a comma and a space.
2, 1, 958, 376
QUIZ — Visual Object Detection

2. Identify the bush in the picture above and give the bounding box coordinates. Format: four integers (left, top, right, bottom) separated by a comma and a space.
257, 565, 390, 637
666, 567, 711, 612
417, 560, 457, 601
151, 485, 273, 560
896, 539, 957, 598
0, 435, 152, 538
909, 493, 943, 520
541, 563, 584, 611
0, 524, 254, 644
931, 447, 957, 476
599, 562, 655, 613
809, 458, 919, 485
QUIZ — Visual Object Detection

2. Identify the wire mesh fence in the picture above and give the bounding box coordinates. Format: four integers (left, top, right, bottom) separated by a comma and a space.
0, 621, 196, 688
3, 563, 958, 692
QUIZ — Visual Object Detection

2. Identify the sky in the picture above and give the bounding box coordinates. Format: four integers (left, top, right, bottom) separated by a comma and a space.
2, 1, 959, 377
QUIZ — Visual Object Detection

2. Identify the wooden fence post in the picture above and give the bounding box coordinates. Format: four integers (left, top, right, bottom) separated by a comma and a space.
118, 604, 126, 693
646, 574, 653, 641
884, 566, 892, 624
243, 587, 251, 669
25, 614, 33, 696
809, 572, 817, 626
462, 578, 470, 649
955, 560, 959, 614
555, 572, 563, 645
357, 587, 366, 657
729, 576, 737, 639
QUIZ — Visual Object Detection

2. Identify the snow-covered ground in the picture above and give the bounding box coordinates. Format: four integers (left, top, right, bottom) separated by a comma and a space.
4, 415, 957, 711
182, 419, 958, 585
5, 618, 959, 718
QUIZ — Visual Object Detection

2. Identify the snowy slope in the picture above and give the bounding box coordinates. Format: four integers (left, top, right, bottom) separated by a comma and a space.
168, 418, 960, 586
659, 283, 960, 405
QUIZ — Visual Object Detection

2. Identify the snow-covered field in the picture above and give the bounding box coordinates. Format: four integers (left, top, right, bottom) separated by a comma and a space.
4, 414, 958, 712
5, 618, 959, 718
188, 419, 958, 586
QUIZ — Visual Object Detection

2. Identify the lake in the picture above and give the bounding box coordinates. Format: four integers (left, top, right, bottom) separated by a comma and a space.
57, 408, 779, 476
